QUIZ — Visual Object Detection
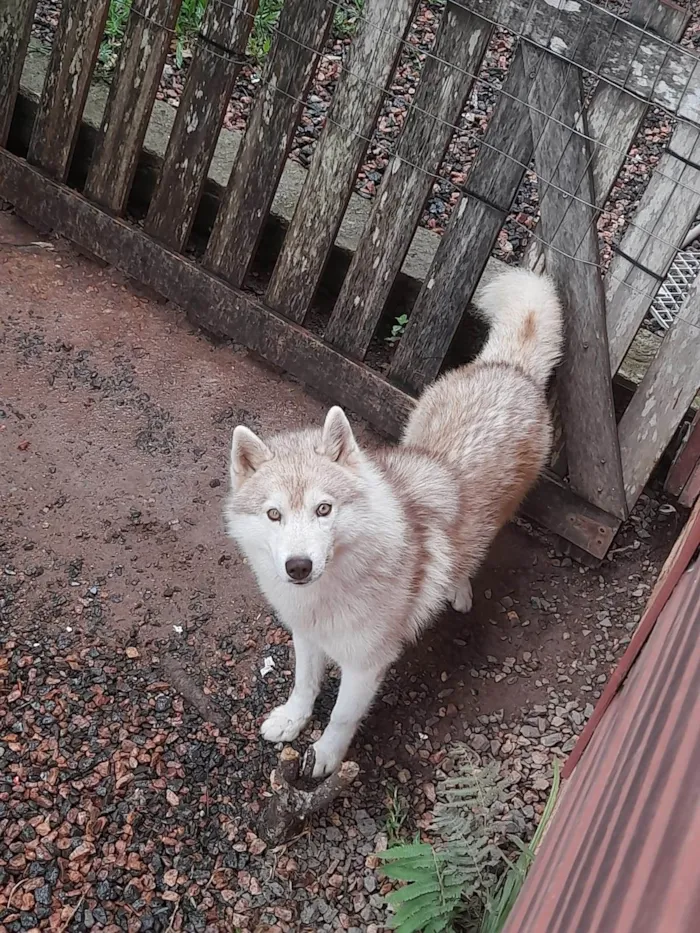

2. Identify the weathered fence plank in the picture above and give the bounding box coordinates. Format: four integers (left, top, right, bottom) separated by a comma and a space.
323, 1, 491, 358
525, 45, 627, 520
204, 0, 333, 287
27, 0, 111, 181
525, 0, 689, 272
145, 0, 259, 250
665, 409, 700, 498
265, 0, 419, 323
387, 45, 538, 393
521, 473, 621, 562
618, 279, 700, 510
523, 0, 687, 477
0, 0, 39, 147
606, 123, 700, 373
0, 148, 621, 559
455, 0, 700, 123
620, 0, 690, 97
679, 460, 700, 508
85, 0, 184, 215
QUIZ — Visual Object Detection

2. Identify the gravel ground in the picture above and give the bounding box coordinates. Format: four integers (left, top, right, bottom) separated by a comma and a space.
0, 210, 687, 931
30, 0, 700, 271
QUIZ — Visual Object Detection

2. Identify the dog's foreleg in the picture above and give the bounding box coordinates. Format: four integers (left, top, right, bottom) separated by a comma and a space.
311, 666, 384, 778
261, 633, 326, 743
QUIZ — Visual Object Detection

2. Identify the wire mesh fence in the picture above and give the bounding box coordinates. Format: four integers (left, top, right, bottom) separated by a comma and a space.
27, 0, 700, 322
3, 0, 700, 550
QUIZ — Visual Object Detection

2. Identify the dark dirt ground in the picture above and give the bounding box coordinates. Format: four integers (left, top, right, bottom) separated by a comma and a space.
0, 208, 687, 932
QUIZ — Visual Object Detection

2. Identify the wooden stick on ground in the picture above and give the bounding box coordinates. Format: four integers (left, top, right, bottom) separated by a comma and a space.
260, 747, 359, 845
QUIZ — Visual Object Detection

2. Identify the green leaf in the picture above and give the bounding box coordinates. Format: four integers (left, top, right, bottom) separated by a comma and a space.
387, 878, 442, 905
380, 841, 435, 860
382, 862, 435, 883
392, 898, 456, 933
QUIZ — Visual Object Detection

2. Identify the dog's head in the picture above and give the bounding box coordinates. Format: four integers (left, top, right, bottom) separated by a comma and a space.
225, 407, 371, 586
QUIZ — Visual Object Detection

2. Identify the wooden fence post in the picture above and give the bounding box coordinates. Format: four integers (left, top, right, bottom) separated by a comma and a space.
666, 410, 700, 502
0, 0, 39, 147
204, 0, 334, 287
524, 0, 689, 272
27, 0, 112, 181
606, 124, 700, 373
456, 0, 700, 122
524, 44, 627, 520
387, 45, 540, 393
85, 0, 185, 215
618, 282, 700, 510
264, 0, 419, 324
145, 0, 259, 251
323, 1, 492, 359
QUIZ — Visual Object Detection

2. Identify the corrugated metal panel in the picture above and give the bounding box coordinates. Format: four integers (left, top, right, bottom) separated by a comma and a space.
504, 544, 700, 932
563, 501, 700, 779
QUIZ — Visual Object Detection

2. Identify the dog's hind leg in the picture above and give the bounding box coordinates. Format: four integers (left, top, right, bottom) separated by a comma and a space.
447, 577, 473, 614
261, 633, 326, 743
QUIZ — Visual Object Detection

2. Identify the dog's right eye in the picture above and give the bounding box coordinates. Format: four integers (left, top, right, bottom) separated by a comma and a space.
267, 508, 281, 522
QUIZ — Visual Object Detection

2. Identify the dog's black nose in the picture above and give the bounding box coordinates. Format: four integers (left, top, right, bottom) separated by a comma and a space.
285, 557, 312, 582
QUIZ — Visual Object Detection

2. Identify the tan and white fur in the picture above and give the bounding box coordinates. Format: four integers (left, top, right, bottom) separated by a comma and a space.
225, 268, 563, 777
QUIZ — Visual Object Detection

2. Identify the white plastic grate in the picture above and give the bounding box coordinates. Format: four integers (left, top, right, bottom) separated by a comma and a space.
650, 250, 700, 330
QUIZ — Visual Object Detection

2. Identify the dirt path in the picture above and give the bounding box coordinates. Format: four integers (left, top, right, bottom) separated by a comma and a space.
0, 209, 684, 931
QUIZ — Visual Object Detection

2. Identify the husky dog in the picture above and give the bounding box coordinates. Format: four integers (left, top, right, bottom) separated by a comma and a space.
225, 268, 563, 777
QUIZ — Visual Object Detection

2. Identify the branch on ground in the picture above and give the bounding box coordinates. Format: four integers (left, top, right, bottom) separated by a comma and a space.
260, 746, 359, 845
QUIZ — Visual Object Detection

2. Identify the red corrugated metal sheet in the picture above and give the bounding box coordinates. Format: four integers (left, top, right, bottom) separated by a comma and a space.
504, 504, 700, 933
563, 500, 700, 778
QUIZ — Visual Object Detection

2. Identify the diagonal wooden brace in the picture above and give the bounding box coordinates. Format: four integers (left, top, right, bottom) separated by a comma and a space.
524, 44, 627, 521
260, 746, 360, 845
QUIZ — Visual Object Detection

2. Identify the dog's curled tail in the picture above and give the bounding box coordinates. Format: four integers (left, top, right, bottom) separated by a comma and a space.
475, 267, 563, 387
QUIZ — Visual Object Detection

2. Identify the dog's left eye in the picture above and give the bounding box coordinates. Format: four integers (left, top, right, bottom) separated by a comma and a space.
316, 503, 332, 517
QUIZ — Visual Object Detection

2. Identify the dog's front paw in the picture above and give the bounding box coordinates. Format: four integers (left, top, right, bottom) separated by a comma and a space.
260, 703, 310, 743
448, 578, 473, 614
310, 734, 348, 778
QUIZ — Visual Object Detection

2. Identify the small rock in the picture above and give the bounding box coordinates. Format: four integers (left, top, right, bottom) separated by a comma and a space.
356, 811, 377, 839
541, 733, 563, 747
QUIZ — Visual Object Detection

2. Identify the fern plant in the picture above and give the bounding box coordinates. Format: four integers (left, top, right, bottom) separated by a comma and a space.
479, 760, 560, 933
379, 754, 506, 933
379, 751, 561, 933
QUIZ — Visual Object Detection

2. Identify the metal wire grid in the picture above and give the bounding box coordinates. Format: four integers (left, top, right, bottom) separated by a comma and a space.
40, 0, 700, 321
650, 250, 700, 330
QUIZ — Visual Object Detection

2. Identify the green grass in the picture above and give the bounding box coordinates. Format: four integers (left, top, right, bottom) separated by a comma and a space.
100, 0, 365, 70
246, 0, 365, 61
100, 0, 206, 69
385, 785, 410, 846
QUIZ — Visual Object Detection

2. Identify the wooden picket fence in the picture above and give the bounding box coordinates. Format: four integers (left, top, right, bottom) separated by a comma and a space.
2, 0, 700, 559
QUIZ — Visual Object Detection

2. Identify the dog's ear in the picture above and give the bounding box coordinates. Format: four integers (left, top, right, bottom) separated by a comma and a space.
230, 426, 273, 484
320, 407, 358, 465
